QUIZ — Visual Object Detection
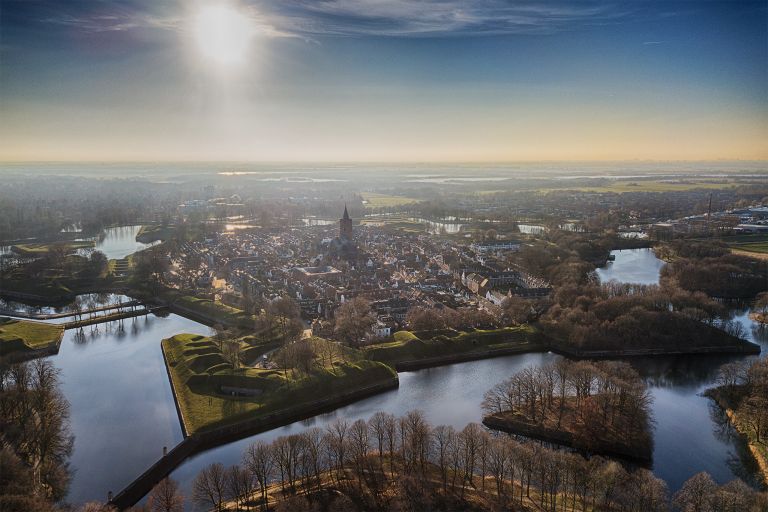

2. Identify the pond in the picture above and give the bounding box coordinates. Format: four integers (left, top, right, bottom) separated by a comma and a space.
301, 218, 336, 226
87, 225, 159, 260
517, 223, 546, 235
409, 217, 464, 234
596, 248, 665, 285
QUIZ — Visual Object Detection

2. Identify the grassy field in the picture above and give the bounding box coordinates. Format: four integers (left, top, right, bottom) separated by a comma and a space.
0, 318, 64, 358
11, 240, 95, 256
363, 325, 539, 366
163, 334, 397, 434
360, 192, 421, 209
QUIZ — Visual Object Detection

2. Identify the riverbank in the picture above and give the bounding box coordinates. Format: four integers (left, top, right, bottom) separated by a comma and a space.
705, 387, 768, 486
0, 317, 64, 363
483, 411, 652, 463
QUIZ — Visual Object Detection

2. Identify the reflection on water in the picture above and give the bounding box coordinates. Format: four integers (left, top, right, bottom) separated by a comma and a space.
518, 223, 546, 235
15, 265, 763, 505
409, 217, 464, 234
301, 218, 336, 226
53, 313, 209, 505
597, 248, 665, 285
87, 225, 158, 260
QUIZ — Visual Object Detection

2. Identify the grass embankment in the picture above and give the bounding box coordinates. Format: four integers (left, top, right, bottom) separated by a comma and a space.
165, 294, 255, 328
0, 317, 64, 360
163, 335, 397, 435
483, 397, 652, 462
706, 387, 768, 486
135, 224, 174, 243
10, 240, 95, 257
363, 326, 541, 368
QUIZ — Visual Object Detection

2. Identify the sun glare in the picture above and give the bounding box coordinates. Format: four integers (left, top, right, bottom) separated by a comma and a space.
193, 3, 254, 67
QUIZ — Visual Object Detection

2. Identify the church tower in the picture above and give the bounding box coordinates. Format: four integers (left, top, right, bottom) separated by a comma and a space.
340, 204, 353, 240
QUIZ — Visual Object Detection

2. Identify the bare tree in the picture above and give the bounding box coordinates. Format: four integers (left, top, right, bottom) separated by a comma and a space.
333, 297, 375, 347
193, 463, 227, 512
147, 477, 183, 512
243, 441, 274, 510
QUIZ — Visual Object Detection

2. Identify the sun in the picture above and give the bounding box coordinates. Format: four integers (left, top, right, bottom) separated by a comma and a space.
192, 3, 255, 67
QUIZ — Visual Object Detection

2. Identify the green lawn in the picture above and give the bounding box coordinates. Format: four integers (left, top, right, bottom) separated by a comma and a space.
163, 334, 397, 434
363, 325, 540, 365
0, 318, 64, 358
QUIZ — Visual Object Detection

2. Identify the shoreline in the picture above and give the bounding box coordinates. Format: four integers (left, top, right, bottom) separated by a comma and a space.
705, 388, 768, 487
110, 374, 399, 510
483, 413, 652, 464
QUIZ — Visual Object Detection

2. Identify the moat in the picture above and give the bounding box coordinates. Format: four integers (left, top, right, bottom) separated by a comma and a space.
3, 249, 765, 506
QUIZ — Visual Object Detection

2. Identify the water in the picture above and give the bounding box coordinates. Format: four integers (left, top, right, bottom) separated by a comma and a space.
301, 218, 336, 226
408, 217, 464, 234
51, 313, 210, 505
517, 223, 546, 235
30, 247, 763, 506
597, 248, 665, 285
88, 225, 158, 260
162, 331, 766, 506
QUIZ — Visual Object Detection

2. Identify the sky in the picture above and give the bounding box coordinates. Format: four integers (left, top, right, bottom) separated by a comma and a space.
0, 0, 766, 162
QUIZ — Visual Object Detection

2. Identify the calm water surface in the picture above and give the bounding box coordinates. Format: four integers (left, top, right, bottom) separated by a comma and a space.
32, 247, 764, 506
52, 313, 210, 504
87, 225, 158, 259
596, 248, 665, 285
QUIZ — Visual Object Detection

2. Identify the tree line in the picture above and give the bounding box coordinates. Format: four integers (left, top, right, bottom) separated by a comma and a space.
132, 410, 767, 512
540, 280, 749, 352
658, 241, 768, 299
482, 360, 653, 457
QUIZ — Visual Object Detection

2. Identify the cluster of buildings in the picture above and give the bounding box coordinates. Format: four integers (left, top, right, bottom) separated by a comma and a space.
168, 206, 551, 339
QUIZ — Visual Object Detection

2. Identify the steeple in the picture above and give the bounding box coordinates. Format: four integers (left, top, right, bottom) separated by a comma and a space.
340, 204, 353, 240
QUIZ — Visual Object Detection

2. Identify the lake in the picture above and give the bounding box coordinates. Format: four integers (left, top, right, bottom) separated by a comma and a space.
87, 225, 158, 260
596, 247, 665, 285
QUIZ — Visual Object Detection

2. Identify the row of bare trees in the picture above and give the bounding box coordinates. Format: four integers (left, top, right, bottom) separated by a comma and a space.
715, 358, 768, 444
482, 360, 653, 453
405, 306, 498, 332
187, 410, 680, 512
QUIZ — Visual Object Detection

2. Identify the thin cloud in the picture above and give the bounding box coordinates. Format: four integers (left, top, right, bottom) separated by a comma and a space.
19, 0, 641, 39
262, 0, 636, 37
